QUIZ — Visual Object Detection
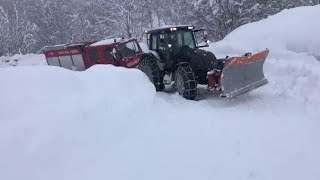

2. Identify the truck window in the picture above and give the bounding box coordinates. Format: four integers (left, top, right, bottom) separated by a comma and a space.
105, 48, 116, 62
118, 42, 138, 59
132, 41, 141, 53
89, 49, 99, 63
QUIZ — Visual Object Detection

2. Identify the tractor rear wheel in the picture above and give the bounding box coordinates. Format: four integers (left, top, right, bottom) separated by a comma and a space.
174, 66, 197, 100
139, 56, 164, 91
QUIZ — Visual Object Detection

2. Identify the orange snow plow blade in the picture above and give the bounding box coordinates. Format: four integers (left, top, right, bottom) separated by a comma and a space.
221, 50, 269, 98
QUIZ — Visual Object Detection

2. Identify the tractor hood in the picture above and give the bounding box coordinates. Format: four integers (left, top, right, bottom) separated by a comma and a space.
180, 47, 217, 70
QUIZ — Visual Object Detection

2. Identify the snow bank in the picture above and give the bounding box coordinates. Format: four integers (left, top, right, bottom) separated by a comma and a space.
0, 54, 46, 68
1, 65, 319, 180
0, 65, 155, 122
213, 5, 320, 58
209, 5, 320, 106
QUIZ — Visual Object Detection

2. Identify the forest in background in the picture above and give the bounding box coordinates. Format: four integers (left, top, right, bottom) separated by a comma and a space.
0, 0, 319, 56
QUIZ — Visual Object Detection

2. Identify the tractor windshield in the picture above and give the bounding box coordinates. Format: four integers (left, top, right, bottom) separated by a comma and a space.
118, 41, 140, 59
170, 30, 196, 49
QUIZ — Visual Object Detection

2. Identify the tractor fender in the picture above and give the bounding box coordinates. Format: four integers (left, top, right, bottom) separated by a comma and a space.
149, 50, 161, 60
138, 42, 160, 59
175, 61, 190, 68
141, 50, 160, 60
141, 53, 165, 71
141, 52, 158, 60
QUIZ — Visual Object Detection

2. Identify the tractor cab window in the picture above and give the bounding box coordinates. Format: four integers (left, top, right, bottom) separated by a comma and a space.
171, 30, 196, 49
183, 31, 196, 49
177, 33, 183, 46
118, 41, 140, 59
151, 35, 157, 50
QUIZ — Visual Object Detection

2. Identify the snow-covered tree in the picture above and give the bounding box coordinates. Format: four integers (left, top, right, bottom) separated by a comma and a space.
0, 0, 38, 55
0, 0, 319, 54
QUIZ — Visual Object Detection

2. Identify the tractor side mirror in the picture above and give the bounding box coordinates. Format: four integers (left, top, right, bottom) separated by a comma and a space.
194, 28, 210, 48
204, 31, 209, 44
204, 31, 208, 37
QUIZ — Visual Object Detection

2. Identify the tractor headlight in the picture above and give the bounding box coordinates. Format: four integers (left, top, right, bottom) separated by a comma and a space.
188, 26, 194, 30
170, 27, 177, 31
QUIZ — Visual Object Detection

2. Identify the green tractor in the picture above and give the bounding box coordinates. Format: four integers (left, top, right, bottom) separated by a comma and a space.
139, 25, 269, 100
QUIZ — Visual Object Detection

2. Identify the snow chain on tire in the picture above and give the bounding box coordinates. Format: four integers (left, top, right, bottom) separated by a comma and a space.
139, 56, 164, 91
175, 66, 197, 100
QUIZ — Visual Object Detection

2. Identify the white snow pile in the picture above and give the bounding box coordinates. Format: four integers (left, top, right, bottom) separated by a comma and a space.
1, 65, 318, 180
210, 5, 320, 106
0, 54, 46, 68
212, 5, 320, 59
1, 5, 320, 180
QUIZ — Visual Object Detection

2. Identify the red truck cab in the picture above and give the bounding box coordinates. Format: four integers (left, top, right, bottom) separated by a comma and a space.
43, 38, 142, 71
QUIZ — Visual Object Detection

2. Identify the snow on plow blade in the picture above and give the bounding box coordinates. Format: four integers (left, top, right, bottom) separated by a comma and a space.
221, 50, 269, 98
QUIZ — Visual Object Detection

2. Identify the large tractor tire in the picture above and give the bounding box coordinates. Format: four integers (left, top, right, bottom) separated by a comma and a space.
139, 56, 165, 91
174, 66, 197, 100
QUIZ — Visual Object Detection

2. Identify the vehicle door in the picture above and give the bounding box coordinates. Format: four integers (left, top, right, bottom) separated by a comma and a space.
117, 40, 141, 68
157, 34, 170, 65
103, 46, 119, 66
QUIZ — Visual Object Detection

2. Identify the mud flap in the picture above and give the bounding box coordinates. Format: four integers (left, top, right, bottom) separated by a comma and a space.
221, 50, 269, 98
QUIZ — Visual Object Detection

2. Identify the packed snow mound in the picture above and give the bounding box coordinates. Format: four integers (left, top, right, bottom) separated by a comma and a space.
0, 54, 46, 68
0, 65, 155, 122
1, 65, 320, 180
213, 5, 320, 59
209, 5, 320, 106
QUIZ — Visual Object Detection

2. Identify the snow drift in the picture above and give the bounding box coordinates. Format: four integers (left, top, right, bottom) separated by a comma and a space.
0, 54, 46, 68
1, 5, 320, 180
209, 5, 320, 106
212, 5, 320, 59
1, 65, 319, 180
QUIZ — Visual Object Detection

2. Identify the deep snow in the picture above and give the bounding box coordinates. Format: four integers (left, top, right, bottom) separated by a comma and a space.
0, 54, 46, 68
1, 5, 320, 180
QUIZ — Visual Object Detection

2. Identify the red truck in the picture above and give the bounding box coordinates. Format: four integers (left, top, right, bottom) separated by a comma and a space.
43, 38, 142, 71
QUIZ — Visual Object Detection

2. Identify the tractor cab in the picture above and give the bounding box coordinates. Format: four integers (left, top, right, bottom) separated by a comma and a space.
144, 25, 209, 71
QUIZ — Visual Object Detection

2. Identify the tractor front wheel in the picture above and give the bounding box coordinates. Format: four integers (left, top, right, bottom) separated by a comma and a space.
174, 66, 197, 100
139, 56, 164, 91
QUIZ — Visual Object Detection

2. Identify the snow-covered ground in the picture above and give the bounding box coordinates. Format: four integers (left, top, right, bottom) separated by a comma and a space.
1, 5, 320, 180
0, 54, 46, 68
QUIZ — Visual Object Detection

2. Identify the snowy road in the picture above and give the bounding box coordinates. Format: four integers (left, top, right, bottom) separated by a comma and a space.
1, 64, 319, 180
